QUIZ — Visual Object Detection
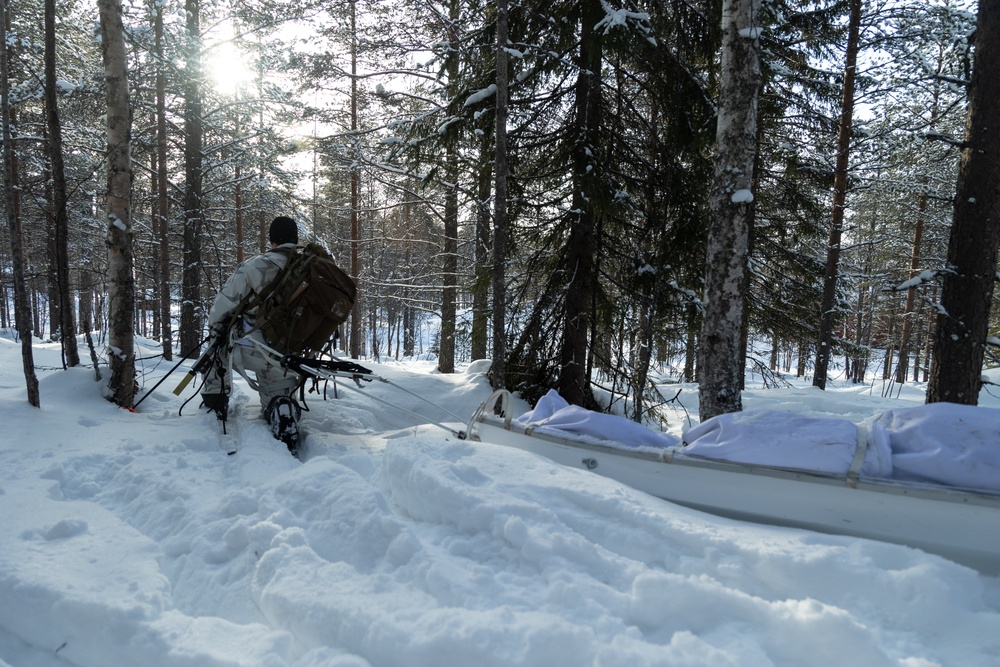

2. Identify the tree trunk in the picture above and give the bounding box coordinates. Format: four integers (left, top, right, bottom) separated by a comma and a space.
154, 4, 172, 360
1, 0, 39, 406
180, 0, 203, 354
556, 0, 602, 409
438, 160, 458, 374
912, 308, 925, 382
1, 282, 7, 329
471, 130, 491, 362
45, 148, 58, 339
403, 201, 415, 357
898, 53, 945, 384
684, 304, 697, 382
349, 0, 362, 359
79, 269, 93, 333
883, 307, 896, 382
927, 0, 1000, 405
896, 186, 927, 383
44, 0, 80, 365
923, 287, 937, 382
813, 0, 861, 390
437, 0, 460, 375
697, 0, 762, 420
633, 89, 662, 421
98, 0, 135, 407
852, 281, 867, 383
491, 0, 510, 390
235, 165, 244, 264
32, 284, 40, 335
150, 154, 160, 340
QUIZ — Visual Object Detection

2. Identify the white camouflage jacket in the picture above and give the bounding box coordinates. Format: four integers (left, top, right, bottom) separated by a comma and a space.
207, 243, 297, 332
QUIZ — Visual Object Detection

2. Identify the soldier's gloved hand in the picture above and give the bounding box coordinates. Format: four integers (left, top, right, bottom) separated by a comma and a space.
207, 322, 229, 350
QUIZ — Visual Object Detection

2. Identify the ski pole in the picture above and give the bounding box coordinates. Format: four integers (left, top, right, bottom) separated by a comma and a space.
132, 333, 213, 410
171, 347, 216, 396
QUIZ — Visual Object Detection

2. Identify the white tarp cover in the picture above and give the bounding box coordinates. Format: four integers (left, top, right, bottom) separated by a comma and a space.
518, 391, 999, 493
680, 409, 892, 478
866, 402, 1000, 492
516, 390, 680, 449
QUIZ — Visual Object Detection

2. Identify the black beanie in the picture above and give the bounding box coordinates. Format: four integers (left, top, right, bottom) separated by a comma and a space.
269, 216, 298, 245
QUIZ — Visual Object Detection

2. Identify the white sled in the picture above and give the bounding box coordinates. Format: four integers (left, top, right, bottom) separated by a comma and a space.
468, 390, 1000, 575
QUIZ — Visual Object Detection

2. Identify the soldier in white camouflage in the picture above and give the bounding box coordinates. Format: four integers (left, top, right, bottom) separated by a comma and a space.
201, 216, 303, 453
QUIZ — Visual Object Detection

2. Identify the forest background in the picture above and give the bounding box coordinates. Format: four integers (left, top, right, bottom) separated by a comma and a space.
2, 0, 999, 424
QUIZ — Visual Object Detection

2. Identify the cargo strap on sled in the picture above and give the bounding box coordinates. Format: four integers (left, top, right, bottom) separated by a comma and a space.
246, 338, 468, 440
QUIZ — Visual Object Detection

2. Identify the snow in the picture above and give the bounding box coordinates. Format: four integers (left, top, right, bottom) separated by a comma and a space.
107, 213, 127, 231
896, 269, 937, 291
2, 333, 1000, 667
731, 189, 754, 203
464, 85, 496, 107
595, 5, 651, 35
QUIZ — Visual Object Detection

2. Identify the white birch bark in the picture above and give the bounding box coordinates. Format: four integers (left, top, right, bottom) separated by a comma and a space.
98, 0, 136, 407
697, 0, 762, 420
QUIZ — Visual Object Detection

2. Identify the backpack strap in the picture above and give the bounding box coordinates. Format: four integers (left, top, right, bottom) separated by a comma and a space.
217, 246, 301, 344
252, 247, 319, 353
250, 246, 298, 308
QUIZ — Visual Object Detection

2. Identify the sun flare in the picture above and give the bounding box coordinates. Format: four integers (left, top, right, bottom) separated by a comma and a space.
206, 41, 255, 96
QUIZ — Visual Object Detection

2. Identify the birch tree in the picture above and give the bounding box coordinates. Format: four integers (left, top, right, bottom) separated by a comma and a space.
98, 0, 136, 408
697, 0, 763, 420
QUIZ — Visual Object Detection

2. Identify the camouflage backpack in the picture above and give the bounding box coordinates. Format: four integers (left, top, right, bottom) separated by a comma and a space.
253, 242, 356, 355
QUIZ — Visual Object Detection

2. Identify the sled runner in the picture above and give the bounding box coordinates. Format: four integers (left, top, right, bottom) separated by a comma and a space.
468, 389, 1000, 575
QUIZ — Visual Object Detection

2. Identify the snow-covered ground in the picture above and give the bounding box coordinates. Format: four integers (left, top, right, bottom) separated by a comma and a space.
1, 333, 998, 667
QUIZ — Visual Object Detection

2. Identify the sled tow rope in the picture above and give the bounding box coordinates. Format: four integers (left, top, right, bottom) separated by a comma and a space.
249, 341, 468, 439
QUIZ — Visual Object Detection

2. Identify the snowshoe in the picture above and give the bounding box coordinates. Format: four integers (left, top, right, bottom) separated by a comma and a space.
266, 395, 302, 457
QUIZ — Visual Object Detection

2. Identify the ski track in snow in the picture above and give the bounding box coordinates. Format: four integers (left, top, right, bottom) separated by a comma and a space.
2, 340, 1000, 667
1, 350, 512, 667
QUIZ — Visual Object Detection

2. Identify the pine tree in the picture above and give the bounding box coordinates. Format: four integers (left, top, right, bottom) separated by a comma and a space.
927, 0, 1000, 405
1, 0, 39, 406
491, 0, 510, 390
813, 0, 862, 390
43, 0, 80, 367
180, 0, 204, 354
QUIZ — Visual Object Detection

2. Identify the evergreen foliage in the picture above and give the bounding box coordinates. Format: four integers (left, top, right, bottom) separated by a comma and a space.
1, 0, 993, 417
